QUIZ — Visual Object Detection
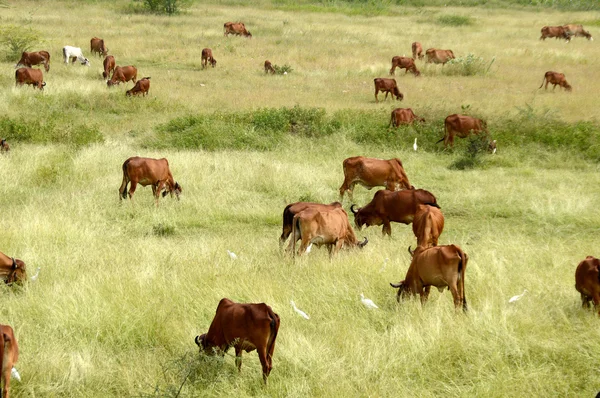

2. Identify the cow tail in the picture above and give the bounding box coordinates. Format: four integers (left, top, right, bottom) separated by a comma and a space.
292, 215, 299, 257
0, 331, 4, 381
436, 121, 448, 144
456, 246, 468, 312
281, 204, 293, 242
266, 307, 280, 362
62, 47, 67, 62
539, 75, 546, 89
119, 159, 130, 199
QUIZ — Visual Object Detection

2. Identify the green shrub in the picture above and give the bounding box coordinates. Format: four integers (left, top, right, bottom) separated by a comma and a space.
0, 117, 104, 148
0, 25, 43, 62
449, 135, 490, 170
443, 54, 495, 76
272, 64, 294, 75
132, 0, 191, 15
436, 14, 475, 26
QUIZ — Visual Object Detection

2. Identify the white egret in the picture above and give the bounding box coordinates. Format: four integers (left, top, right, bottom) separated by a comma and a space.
226, 250, 238, 260
413, 138, 418, 151
290, 301, 310, 320
360, 293, 379, 309
509, 289, 528, 303
30, 267, 41, 282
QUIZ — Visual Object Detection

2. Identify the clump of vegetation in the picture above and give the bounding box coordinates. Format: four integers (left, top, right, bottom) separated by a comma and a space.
272, 63, 294, 75
131, 0, 190, 15
0, 24, 42, 62
436, 14, 475, 26
0, 117, 104, 148
443, 54, 495, 76
449, 135, 490, 170
152, 223, 176, 237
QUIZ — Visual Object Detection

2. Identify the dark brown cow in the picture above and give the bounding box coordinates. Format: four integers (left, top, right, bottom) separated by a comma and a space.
107, 65, 137, 87
389, 56, 420, 76
437, 114, 487, 148
15, 50, 50, 72
280, 201, 342, 248
224, 22, 252, 38
102, 55, 115, 79
390, 244, 468, 311
389, 108, 425, 127
339, 156, 412, 201
119, 157, 181, 205
15, 68, 45, 90
563, 24, 593, 41
195, 298, 280, 383
412, 42, 424, 60
90, 37, 108, 57
351, 188, 438, 236
575, 256, 600, 314
292, 207, 368, 257
0, 251, 27, 285
425, 48, 455, 65
374, 78, 403, 102
539, 25, 570, 41
0, 139, 9, 153
539, 71, 572, 92
412, 204, 444, 248
0, 324, 19, 398
264, 60, 275, 74
126, 77, 151, 97
201, 48, 217, 69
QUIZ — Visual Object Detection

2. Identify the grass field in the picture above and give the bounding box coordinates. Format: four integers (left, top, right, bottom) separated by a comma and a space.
2, 1, 600, 397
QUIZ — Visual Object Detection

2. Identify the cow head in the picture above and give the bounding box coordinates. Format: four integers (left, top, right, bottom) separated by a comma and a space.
195, 334, 211, 353
394, 88, 404, 101
210, 58, 217, 68
564, 83, 573, 92
38, 81, 47, 90
358, 237, 368, 248
5, 258, 27, 285
351, 205, 381, 231
82, 58, 90, 66
390, 280, 407, 302
245, 31, 252, 38
107, 79, 119, 87
162, 182, 182, 199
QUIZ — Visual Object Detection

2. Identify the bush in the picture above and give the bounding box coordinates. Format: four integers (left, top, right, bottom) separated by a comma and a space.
449, 135, 490, 170
436, 14, 474, 26
272, 64, 294, 75
0, 117, 104, 148
132, 0, 190, 15
0, 25, 42, 62
443, 54, 495, 76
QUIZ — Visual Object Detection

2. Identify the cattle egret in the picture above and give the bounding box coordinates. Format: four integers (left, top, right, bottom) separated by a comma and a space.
283, 71, 287, 75
493, 147, 497, 154
509, 289, 528, 303
305, 243, 312, 254
226, 250, 238, 260
379, 258, 389, 272
30, 266, 41, 282
290, 300, 310, 320
11, 367, 21, 381
360, 293, 379, 309
413, 138, 418, 151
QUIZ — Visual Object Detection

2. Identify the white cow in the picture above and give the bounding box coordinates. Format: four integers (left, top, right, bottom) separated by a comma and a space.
62, 46, 90, 66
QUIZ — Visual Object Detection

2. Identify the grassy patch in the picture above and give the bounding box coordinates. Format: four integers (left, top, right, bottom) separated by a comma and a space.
437, 14, 475, 26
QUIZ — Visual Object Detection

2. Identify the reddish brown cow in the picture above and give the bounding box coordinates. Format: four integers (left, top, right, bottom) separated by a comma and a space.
201, 48, 217, 68
575, 256, 600, 314
425, 48, 455, 65
539, 71, 572, 92
107, 65, 137, 87
15, 68, 45, 90
0, 324, 19, 398
351, 188, 438, 236
390, 244, 468, 311
412, 204, 444, 248
389, 108, 425, 127
412, 42, 424, 60
126, 77, 151, 97
264, 60, 275, 74
437, 114, 487, 148
119, 157, 181, 205
280, 201, 342, 248
15, 50, 50, 72
195, 298, 280, 383
374, 78, 403, 102
389, 56, 420, 76
90, 37, 108, 57
224, 22, 252, 38
0, 251, 27, 285
563, 24, 593, 41
339, 156, 412, 201
540, 26, 570, 41
0, 139, 9, 153
102, 55, 115, 79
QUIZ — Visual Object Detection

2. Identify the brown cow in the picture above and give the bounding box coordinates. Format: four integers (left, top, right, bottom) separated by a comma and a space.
292, 207, 368, 257
195, 298, 280, 383
425, 48, 455, 65
412, 42, 424, 60
15, 50, 50, 72
390, 244, 468, 311
0, 324, 19, 398
264, 60, 275, 74
119, 157, 181, 205
351, 188, 438, 236
563, 24, 593, 41
339, 156, 412, 201
389, 56, 420, 76
280, 201, 342, 248
374, 78, 403, 102
15, 68, 45, 90
539, 71, 572, 92
0, 139, 9, 153
201, 48, 217, 69
90, 37, 108, 57
389, 108, 425, 127
539, 25, 570, 41
107, 65, 137, 87
126, 77, 151, 97
0, 251, 27, 285
437, 114, 487, 148
575, 256, 600, 314
102, 55, 115, 79
224, 22, 252, 38
412, 204, 444, 248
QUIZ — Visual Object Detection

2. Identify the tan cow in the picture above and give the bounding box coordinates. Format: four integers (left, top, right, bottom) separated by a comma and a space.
201, 48, 217, 68
0, 251, 27, 285
412, 204, 444, 248
224, 22, 252, 37
540, 26, 570, 41
0, 324, 19, 398
437, 114, 487, 148
126, 77, 151, 97
102, 55, 115, 79
107, 65, 137, 87
264, 60, 275, 74
280, 201, 343, 248
15, 51, 50, 72
15, 68, 46, 90
563, 24, 593, 41
119, 157, 181, 205
425, 48, 455, 65
389, 108, 425, 127
575, 256, 600, 314
90, 37, 108, 57
0, 139, 9, 153
389, 56, 420, 76
373, 78, 403, 102
412, 42, 424, 60
539, 71, 572, 92
339, 156, 412, 201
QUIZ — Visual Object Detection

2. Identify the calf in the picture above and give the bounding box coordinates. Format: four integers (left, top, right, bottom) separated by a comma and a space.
0, 139, 9, 153
15, 50, 50, 72
119, 156, 181, 206
373, 78, 403, 102
539, 71, 572, 92
339, 156, 412, 201
425, 48, 455, 65
15, 68, 46, 90
437, 114, 488, 148
102, 55, 115, 79
540, 26, 570, 41
389, 108, 425, 127
62, 46, 90, 66
412, 204, 444, 248
280, 201, 342, 248
90, 37, 108, 57
412, 42, 424, 60
389, 56, 420, 76
264, 60, 275, 74
224, 22, 252, 38
107, 65, 137, 87
0, 324, 19, 398
201, 48, 217, 68
575, 256, 600, 314
0, 251, 27, 285
195, 298, 279, 383
126, 77, 151, 97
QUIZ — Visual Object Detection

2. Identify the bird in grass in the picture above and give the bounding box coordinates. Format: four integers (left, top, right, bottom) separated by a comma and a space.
509, 289, 528, 303
360, 293, 379, 309
379, 258, 389, 273
413, 138, 418, 151
305, 243, 312, 254
290, 300, 310, 320
226, 250, 238, 260
11, 367, 21, 381
30, 266, 41, 282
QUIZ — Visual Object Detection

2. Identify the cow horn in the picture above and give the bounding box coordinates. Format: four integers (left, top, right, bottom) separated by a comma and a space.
350, 204, 358, 214
390, 282, 402, 288
407, 246, 414, 256
359, 237, 368, 248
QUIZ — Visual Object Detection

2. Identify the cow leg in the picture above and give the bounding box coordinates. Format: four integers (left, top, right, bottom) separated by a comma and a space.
331, 240, 343, 258
581, 293, 591, 309
449, 283, 462, 310
592, 294, 600, 316
128, 181, 138, 200
423, 286, 431, 300
384, 91, 389, 101
382, 220, 392, 236
375, 89, 379, 102
2, 366, 10, 398
233, 346, 244, 372
155, 181, 166, 206
256, 344, 270, 384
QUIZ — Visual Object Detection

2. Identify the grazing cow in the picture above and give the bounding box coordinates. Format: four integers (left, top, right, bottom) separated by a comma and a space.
539, 26, 570, 41
15, 68, 46, 90
201, 48, 217, 68
107, 65, 137, 87
62, 46, 90, 66
389, 108, 425, 127
412, 42, 424, 60
374, 78, 403, 102
0, 324, 19, 398
280, 201, 343, 249
126, 77, 151, 97
0, 251, 27, 285
15, 50, 50, 72
539, 71, 572, 92
90, 37, 108, 57
195, 298, 280, 383
339, 156, 412, 201
412, 204, 444, 248
575, 256, 600, 314
425, 48, 455, 65
102, 55, 115, 79
264, 60, 275, 74
0, 139, 9, 153
563, 24, 593, 41
389, 56, 420, 76
390, 244, 468, 311
351, 188, 438, 236
292, 207, 368, 257
437, 114, 487, 148
224, 22, 252, 38
119, 157, 181, 206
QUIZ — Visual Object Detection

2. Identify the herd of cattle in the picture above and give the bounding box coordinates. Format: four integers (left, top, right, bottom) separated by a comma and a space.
0, 18, 597, 391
